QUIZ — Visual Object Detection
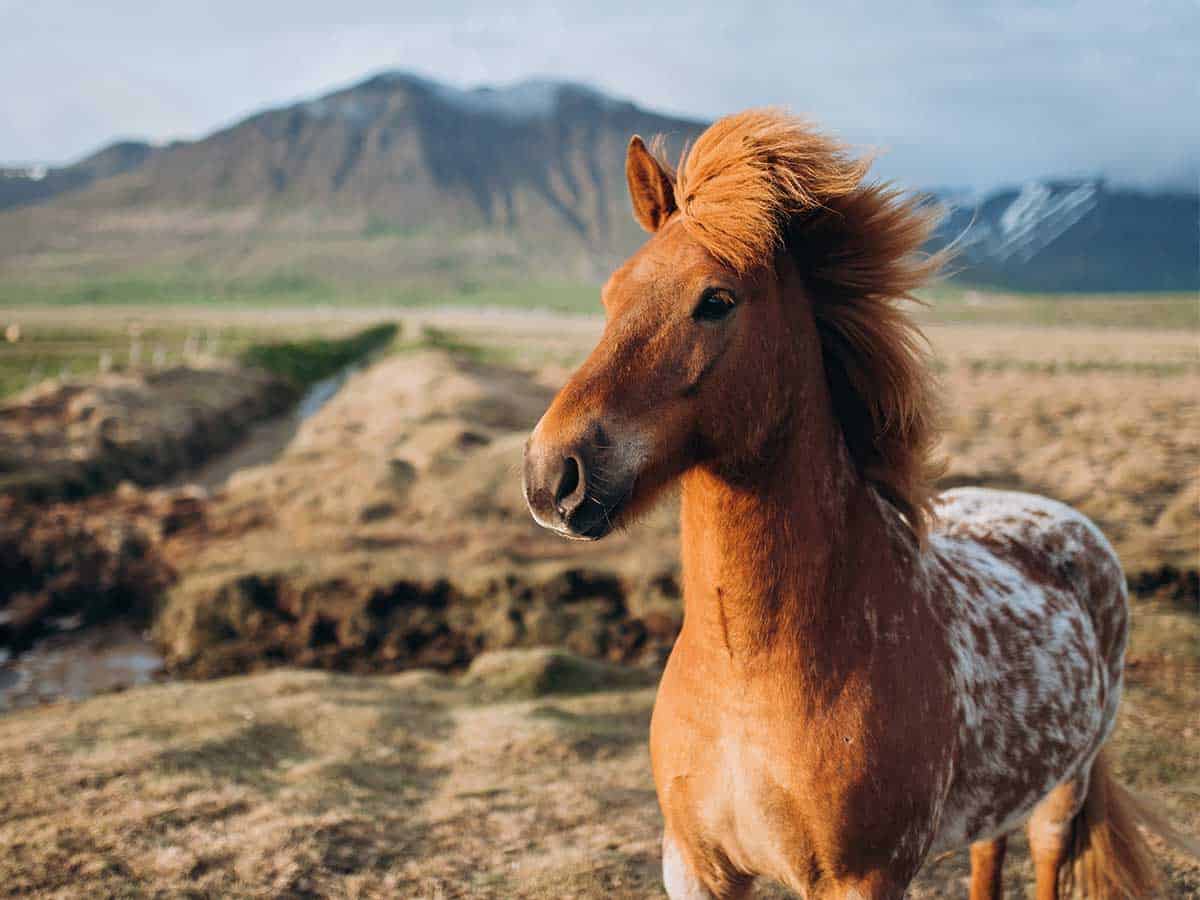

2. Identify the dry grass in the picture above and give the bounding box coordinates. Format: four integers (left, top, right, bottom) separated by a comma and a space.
930, 324, 1200, 572
0, 641, 1194, 899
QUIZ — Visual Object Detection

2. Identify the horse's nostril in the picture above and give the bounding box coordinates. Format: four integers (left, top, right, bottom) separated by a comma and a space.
555, 454, 584, 514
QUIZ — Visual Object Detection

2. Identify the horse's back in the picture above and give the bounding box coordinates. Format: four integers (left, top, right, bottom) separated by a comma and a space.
926, 487, 1129, 851
933, 486, 1129, 663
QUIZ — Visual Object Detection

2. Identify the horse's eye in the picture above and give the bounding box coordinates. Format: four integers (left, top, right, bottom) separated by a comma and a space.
692, 289, 736, 323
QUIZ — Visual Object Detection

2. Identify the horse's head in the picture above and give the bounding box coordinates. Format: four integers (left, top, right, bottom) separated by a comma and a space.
523, 138, 807, 540
525, 110, 942, 541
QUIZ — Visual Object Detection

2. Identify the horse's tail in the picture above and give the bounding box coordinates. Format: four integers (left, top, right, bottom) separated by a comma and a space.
1061, 748, 1200, 898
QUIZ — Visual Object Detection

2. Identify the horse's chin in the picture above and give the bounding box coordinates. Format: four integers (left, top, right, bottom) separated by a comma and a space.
526, 495, 621, 541
560, 528, 607, 542
564, 492, 627, 541
543, 478, 637, 541
538, 520, 612, 542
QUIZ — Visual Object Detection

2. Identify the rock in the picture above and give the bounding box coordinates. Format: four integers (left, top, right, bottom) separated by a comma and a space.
461, 648, 656, 700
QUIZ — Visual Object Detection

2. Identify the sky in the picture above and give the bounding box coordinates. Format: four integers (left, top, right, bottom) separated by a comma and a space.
2, 0, 1197, 192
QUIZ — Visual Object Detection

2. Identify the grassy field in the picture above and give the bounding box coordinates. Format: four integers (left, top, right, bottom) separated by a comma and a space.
0, 270, 1195, 317
0, 272, 599, 312
915, 284, 1200, 330
0, 318, 278, 399
0, 308, 407, 399
0, 280, 591, 397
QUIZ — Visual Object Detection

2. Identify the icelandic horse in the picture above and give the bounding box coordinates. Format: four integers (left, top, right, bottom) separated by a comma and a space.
523, 109, 1193, 898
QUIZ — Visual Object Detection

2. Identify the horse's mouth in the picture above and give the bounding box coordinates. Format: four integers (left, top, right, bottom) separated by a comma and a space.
558, 490, 627, 541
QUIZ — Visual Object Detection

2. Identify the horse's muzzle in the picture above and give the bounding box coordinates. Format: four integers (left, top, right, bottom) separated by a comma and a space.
523, 435, 626, 541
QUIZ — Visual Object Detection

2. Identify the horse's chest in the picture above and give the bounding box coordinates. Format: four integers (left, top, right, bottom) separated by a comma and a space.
653, 713, 827, 887
651, 663, 939, 890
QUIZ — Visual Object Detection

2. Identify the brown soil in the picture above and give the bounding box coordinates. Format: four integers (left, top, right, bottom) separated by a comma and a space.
4, 322, 1196, 686
151, 338, 1199, 680
0, 488, 195, 654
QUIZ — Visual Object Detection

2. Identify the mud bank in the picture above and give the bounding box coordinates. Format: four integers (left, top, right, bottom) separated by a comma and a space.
0, 489, 194, 655
0, 324, 399, 676
155, 349, 684, 677
0, 367, 297, 503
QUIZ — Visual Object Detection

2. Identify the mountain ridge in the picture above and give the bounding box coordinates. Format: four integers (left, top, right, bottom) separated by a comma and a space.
1, 71, 1195, 292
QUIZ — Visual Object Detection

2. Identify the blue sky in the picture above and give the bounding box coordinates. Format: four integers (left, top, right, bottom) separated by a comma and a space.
2, 0, 1196, 191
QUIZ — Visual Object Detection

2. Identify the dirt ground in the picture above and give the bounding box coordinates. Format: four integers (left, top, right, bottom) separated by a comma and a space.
0, 308, 1197, 897
0, 633, 1195, 899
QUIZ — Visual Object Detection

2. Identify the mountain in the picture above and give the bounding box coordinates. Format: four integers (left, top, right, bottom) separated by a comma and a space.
0, 141, 157, 210
1, 72, 1195, 292
931, 180, 1199, 292
0, 73, 706, 282
84, 74, 701, 235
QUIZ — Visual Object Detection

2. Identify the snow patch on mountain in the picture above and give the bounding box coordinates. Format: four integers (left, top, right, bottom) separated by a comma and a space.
993, 181, 1099, 262
433, 80, 560, 119
0, 164, 48, 181
300, 94, 387, 125
943, 179, 1101, 264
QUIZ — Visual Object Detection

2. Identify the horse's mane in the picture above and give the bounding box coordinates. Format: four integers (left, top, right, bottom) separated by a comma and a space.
664, 109, 945, 538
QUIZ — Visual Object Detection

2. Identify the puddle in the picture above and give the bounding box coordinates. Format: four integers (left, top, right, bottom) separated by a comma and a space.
0, 622, 165, 714
173, 366, 359, 491
297, 367, 356, 419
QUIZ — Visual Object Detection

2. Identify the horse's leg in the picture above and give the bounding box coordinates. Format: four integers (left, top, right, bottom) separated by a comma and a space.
968, 835, 1007, 900
662, 831, 752, 900
1027, 778, 1085, 900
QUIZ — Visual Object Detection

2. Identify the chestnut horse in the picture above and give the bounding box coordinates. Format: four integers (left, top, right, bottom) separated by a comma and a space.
524, 110, 1188, 898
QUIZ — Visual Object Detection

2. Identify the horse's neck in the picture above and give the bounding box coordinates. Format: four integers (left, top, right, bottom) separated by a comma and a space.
678, 420, 909, 674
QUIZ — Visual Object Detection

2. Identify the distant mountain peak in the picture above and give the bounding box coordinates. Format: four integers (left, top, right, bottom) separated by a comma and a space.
280, 72, 632, 137
432, 77, 626, 120
297, 71, 628, 124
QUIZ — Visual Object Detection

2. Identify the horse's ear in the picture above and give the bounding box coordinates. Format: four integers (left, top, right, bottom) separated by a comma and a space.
626, 136, 676, 232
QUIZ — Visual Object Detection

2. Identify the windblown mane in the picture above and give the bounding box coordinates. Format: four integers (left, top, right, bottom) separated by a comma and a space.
668, 109, 945, 537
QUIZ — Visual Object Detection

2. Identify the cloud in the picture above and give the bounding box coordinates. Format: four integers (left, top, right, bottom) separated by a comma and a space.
1, 0, 1196, 190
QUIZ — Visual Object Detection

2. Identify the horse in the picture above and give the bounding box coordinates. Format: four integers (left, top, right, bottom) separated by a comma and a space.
523, 109, 1189, 899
